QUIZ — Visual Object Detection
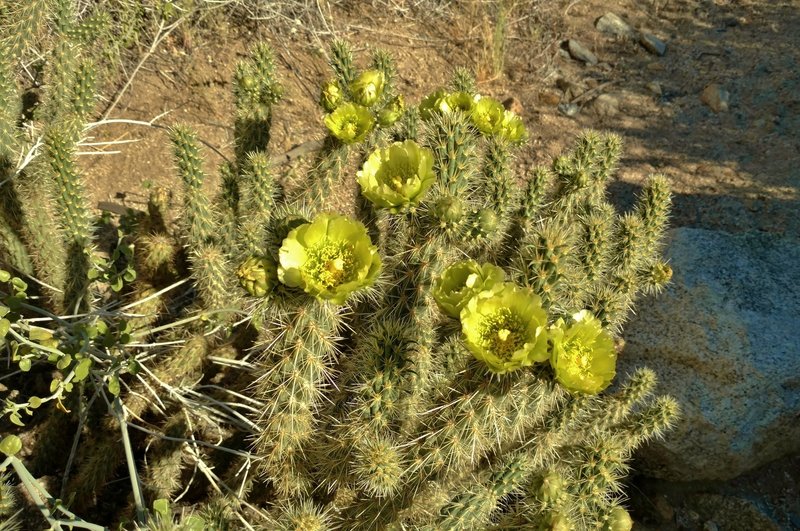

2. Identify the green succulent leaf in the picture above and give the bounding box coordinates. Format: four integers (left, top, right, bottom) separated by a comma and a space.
74, 358, 92, 382
0, 435, 22, 456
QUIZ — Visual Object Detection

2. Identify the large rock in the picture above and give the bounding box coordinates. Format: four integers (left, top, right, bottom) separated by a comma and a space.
620, 228, 800, 481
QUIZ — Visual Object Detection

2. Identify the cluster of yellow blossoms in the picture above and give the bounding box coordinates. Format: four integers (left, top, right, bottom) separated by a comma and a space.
433, 260, 617, 395
235, 74, 613, 395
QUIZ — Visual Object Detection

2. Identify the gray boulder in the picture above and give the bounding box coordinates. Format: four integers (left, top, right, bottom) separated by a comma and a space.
620, 228, 800, 481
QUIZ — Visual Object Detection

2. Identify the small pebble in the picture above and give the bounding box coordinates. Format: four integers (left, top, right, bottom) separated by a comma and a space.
640, 33, 668, 56
567, 39, 599, 65
646, 81, 663, 96
538, 91, 561, 106
592, 94, 619, 117
502, 96, 523, 115
700, 83, 730, 112
558, 102, 580, 117
595, 12, 637, 39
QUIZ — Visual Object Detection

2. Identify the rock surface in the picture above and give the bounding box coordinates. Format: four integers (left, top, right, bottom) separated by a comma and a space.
700, 83, 730, 112
567, 39, 599, 65
592, 93, 620, 117
620, 227, 800, 481
640, 32, 668, 56
595, 12, 637, 39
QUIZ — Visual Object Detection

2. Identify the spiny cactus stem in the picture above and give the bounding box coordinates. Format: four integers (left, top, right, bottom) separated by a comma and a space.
170, 126, 216, 248
303, 137, 349, 211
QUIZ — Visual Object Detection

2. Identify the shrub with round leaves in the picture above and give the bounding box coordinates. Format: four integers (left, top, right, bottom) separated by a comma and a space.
549, 310, 617, 394
278, 213, 381, 304
357, 140, 435, 213
324, 103, 375, 144
460, 283, 549, 374
432, 259, 505, 318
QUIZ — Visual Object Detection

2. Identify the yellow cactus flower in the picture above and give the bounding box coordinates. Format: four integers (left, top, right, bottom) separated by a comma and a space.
278, 213, 381, 304
470, 97, 506, 135
378, 95, 405, 126
460, 283, 549, 374
432, 260, 505, 318
350, 70, 385, 107
357, 140, 435, 212
500, 110, 528, 143
236, 256, 277, 297
320, 80, 343, 112
324, 103, 375, 144
550, 310, 617, 394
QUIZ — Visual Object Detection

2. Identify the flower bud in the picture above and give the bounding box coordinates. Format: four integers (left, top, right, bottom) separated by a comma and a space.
237, 256, 277, 297
350, 70, 385, 107
320, 80, 343, 112
433, 196, 464, 224
378, 95, 405, 126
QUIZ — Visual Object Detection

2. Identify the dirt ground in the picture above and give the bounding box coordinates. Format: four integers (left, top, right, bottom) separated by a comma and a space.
78, 0, 799, 528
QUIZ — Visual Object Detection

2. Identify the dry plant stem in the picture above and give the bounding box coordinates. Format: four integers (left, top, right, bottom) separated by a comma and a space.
111, 396, 148, 525
0, 456, 104, 531
101, 17, 186, 120
60, 386, 101, 500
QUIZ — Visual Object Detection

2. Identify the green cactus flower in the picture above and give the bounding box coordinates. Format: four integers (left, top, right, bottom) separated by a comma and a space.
550, 310, 617, 395
445, 91, 477, 113
378, 95, 405, 126
500, 110, 528, 143
433, 260, 505, 318
320, 80, 343, 112
357, 140, 435, 212
419, 90, 477, 120
324, 103, 375, 144
278, 213, 381, 304
460, 283, 549, 374
237, 256, 277, 297
419, 89, 448, 120
470, 97, 506, 135
350, 70, 385, 107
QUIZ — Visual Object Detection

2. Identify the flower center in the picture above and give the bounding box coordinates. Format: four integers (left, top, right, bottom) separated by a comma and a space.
384, 159, 420, 196
480, 308, 526, 361
363, 83, 377, 101
564, 340, 594, 379
389, 173, 419, 194
343, 119, 359, 138
304, 238, 356, 289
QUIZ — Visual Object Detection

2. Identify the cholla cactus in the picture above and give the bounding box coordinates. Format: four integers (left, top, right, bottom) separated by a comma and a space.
0, 35, 677, 530
151, 40, 677, 529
